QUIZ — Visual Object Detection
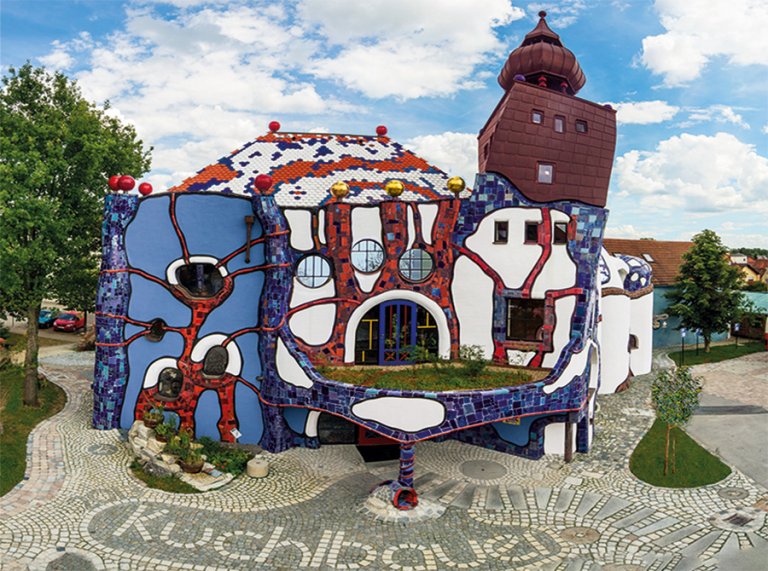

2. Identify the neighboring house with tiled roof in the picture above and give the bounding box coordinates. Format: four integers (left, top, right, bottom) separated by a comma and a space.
602, 238, 733, 348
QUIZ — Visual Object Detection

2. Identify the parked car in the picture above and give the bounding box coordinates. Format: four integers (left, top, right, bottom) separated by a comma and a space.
53, 312, 85, 332
38, 309, 59, 329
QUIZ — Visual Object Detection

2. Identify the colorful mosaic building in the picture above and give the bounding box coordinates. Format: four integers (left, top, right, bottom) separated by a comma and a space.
94, 12, 652, 508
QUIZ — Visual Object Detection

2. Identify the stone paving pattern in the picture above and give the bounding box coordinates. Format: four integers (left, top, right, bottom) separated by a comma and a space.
1, 354, 767, 570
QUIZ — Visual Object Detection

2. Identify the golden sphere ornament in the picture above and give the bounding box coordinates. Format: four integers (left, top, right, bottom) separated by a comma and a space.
447, 176, 466, 195
385, 179, 404, 197
330, 181, 350, 199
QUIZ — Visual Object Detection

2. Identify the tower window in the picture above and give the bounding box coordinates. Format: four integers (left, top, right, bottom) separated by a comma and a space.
494, 221, 509, 244
351, 239, 385, 273
506, 299, 546, 341
575, 120, 588, 133
176, 263, 224, 298
525, 222, 539, 244
537, 163, 554, 184
554, 115, 565, 133
296, 255, 332, 288
399, 248, 434, 282
532, 110, 543, 124
553, 222, 568, 244
157, 368, 183, 400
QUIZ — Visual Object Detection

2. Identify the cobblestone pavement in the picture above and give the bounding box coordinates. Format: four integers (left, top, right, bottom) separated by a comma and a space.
690, 351, 768, 409
1, 355, 767, 571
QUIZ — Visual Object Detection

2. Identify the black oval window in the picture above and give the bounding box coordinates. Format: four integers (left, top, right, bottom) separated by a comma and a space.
157, 368, 183, 400
203, 346, 229, 377
176, 263, 224, 297
147, 318, 166, 342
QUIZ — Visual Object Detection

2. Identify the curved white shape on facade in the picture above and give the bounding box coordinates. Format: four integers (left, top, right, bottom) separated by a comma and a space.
542, 340, 594, 395
630, 292, 653, 376
531, 211, 577, 298
289, 278, 335, 309
507, 350, 536, 366
600, 249, 630, 290
355, 270, 380, 293
276, 338, 314, 389
143, 357, 179, 388
465, 207, 543, 290
419, 203, 438, 245
343, 290, 451, 363
190, 333, 243, 376
284, 209, 314, 251
288, 303, 337, 346
452, 255, 494, 358
351, 397, 446, 433
351, 206, 382, 243
406, 205, 416, 250
166, 255, 227, 285
542, 295, 577, 368
599, 294, 631, 393
317, 210, 326, 244
305, 410, 321, 438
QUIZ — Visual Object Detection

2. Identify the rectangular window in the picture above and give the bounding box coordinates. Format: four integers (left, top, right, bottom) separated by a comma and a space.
554, 115, 565, 133
506, 299, 546, 341
553, 221, 568, 244
642, 253, 655, 263
532, 110, 543, 124
575, 120, 588, 133
494, 220, 509, 244
537, 163, 554, 184
525, 222, 539, 244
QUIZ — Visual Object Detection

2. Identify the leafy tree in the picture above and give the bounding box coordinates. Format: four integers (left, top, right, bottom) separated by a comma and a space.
742, 280, 768, 292
666, 230, 744, 353
0, 64, 150, 406
728, 247, 768, 259
651, 367, 702, 476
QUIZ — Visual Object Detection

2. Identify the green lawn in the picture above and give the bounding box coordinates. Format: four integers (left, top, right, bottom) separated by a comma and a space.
7, 333, 75, 350
668, 341, 763, 366
0, 366, 67, 496
630, 418, 731, 488
129, 460, 200, 494
320, 363, 548, 392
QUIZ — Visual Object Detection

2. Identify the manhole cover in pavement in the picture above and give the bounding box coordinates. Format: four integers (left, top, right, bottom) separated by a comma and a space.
459, 460, 507, 480
87, 443, 118, 456
710, 508, 765, 531
718, 487, 749, 500
559, 526, 600, 544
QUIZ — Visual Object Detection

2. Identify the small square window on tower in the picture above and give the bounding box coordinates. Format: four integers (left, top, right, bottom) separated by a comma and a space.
554, 115, 565, 133
532, 110, 543, 124
537, 163, 554, 184
553, 221, 568, 244
494, 220, 509, 243
525, 222, 539, 243
575, 120, 588, 133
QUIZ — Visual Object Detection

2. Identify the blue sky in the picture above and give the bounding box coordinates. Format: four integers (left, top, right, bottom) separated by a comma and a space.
2, 0, 767, 247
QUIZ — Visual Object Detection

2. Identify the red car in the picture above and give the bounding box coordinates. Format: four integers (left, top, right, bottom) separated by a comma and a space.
53, 312, 85, 332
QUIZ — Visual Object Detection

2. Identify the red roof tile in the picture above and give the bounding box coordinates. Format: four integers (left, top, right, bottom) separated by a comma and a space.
603, 238, 692, 286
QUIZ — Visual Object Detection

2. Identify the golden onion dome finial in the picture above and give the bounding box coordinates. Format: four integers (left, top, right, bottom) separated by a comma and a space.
447, 176, 466, 195
330, 181, 350, 199
384, 179, 404, 197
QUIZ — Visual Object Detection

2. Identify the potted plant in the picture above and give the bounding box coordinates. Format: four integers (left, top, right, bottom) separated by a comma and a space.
179, 447, 204, 474
142, 403, 164, 428
154, 420, 176, 443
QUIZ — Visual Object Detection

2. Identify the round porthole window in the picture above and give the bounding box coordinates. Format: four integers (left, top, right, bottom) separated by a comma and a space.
351, 239, 385, 273
296, 255, 332, 288
398, 248, 434, 282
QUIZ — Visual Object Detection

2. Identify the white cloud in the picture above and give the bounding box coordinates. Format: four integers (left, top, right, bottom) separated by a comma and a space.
527, 1, 587, 28
640, 0, 768, 86
300, 0, 524, 99
605, 224, 652, 240
681, 105, 750, 129
763, 123, 768, 135
605, 100, 679, 124
614, 132, 768, 214
404, 132, 477, 186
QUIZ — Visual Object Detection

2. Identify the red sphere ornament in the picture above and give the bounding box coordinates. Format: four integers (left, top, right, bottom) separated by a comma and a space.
268, 121, 281, 132
254, 174, 273, 192
138, 182, 153, 196
108, 175, 121, 190
376, 125, 388, 136
118, 175, 136, 191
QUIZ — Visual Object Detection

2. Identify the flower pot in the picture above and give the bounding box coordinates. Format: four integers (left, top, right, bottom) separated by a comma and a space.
143, 416, 161, 429
179, 459, 204, 474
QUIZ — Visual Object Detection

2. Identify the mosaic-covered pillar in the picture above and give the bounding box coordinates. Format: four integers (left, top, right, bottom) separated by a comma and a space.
93, 194, 139, 429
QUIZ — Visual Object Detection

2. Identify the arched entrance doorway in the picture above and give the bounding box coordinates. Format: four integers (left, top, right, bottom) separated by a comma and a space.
354, 301, 439, 365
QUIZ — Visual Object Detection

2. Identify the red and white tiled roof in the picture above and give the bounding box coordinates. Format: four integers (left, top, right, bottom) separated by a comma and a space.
167, 132, 461, 207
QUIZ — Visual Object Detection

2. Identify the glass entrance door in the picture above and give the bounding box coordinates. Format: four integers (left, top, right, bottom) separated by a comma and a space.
380, 301, 416, 365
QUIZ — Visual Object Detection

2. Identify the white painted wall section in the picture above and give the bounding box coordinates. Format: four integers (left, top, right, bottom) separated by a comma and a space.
542, 295, 577, 368
355, 270, 380, 293
276, 338, 314, 389
288, 303, 337, 346
629, 292, 653, 376
289, 278, 335, 308
465, 208, 542, 290
451, 255, 494, 358
406, 205, 416, 249
419, 203, 438, 245
305, 410, 320, 438
284, 209, 314, 251
351, 206, 382, 243
544, 422, 575, 456
190, 333, 242, 376
531, 210, 577, 298
317, 210, 326, 244
351, 397, 446, 433
543, 340, 593, 394
599, 295, 631, 394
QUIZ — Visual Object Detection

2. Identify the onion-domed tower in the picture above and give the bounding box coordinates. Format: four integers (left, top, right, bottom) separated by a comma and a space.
478, 11, 616, 207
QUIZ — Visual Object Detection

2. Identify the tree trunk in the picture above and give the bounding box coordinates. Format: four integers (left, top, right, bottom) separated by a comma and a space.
671, 433, 676, 474
23, 305, 41, 407
83, 310, 88, 332
664, 424, 670, 476
704, 336, 711, 353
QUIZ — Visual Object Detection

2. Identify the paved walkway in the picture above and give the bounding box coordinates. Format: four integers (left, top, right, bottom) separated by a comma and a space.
1, 356, 767, 570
